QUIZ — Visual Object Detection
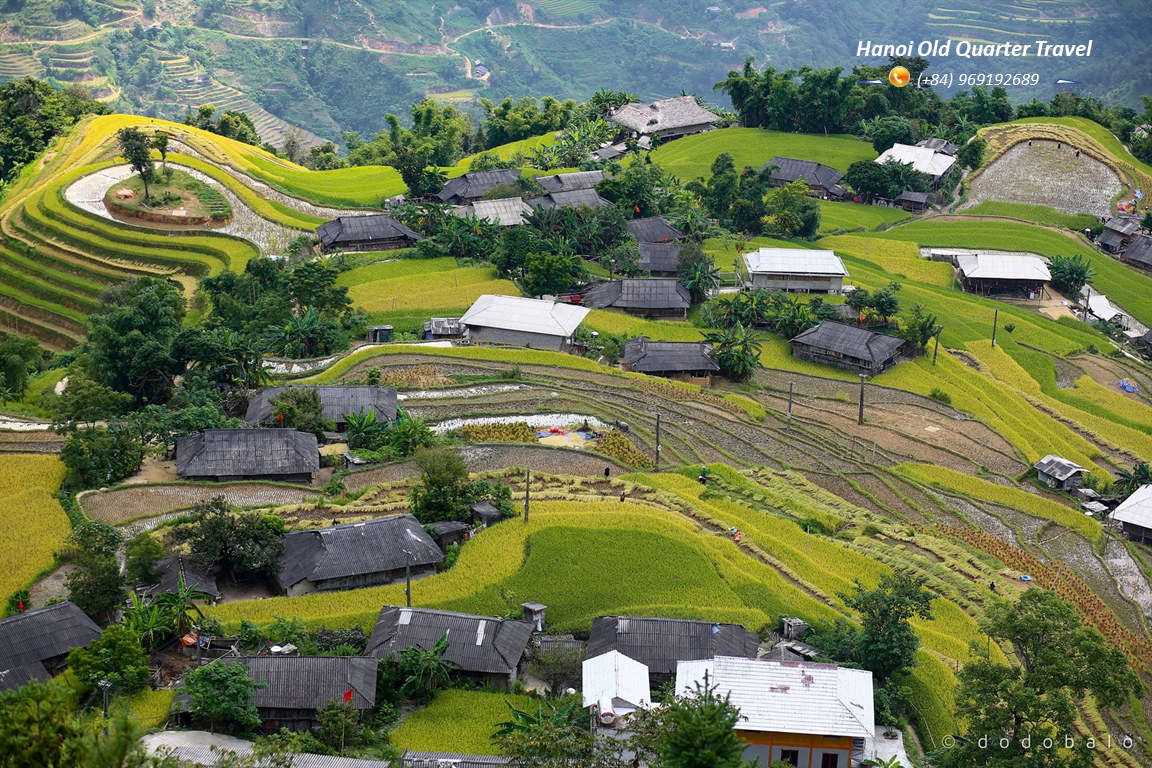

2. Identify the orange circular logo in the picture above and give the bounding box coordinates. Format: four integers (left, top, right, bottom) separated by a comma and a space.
889, 66, 910, 87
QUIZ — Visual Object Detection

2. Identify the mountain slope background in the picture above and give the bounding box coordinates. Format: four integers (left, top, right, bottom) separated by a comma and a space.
1, 0, 1149, 147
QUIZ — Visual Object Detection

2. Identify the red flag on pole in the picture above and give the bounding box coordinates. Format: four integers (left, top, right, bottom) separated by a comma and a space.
663, 235, 668, 243
344, 689, 353, 704
17, 600, 24, 612
634, 205, 640, 214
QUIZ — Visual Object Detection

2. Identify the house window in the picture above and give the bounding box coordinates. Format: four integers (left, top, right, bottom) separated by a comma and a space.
821, 754, 840, 768
779, 750, 800, 766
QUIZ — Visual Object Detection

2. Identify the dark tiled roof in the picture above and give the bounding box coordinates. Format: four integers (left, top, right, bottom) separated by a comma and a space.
365, 607, 534, 675
894, 190, 931, 204
436, 170, 522, 203
1033, 454, 1086, 482
536, 170, 610, 193
470, 502, 502, 523
763, 157, 844, 191
623, 337, 719, 374
586, 616, 758, 677
279, 515, 443, 590
791, 321, 905, 364
1105, 218, 1139, 237
0, 601, 101, 670
246, 386, 398, 426
317, 215, 422, 249
583, 279, 691, 311
1124, 235, 1152, 268
0, 661, 49, 692
637, 242, 682, 273
146, 554, 220, 599
528, 188, 611, 210
627, 217, 682, 243
175, 430, 319, 479
1097, 230, 1125, 250
915, 137, 959, 155
221, 656, 377, 710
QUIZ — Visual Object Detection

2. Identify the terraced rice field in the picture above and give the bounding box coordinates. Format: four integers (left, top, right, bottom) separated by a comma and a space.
340, 259, 520, 319
80, 482, 323, 525
0, 456, 69, 602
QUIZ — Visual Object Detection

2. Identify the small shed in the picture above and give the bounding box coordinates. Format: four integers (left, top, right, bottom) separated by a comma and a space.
622, 337, 719, 382
1033, 454, 1087, 491
317, 215, 422, 252
460, 295, 589, 352
762, 157, 845, 198
536, 171, 611, 193
628, 217, 682, 244
277, 515, 443, 596
246, 386, 398, 431
436, 170, 522, 204
583, 650, 651, 724
894, 190, 932, 213
741, 248, 849, 294
1121, 236, 1152, 271
471, 501, 504, 527
1113, 485, 1152, 543
791, 321, 905, 374
220, 656, 377, 732
1098, 230, 1127, 254
586, 615, 758, 685
528, 188, 611, 210
428, 520, 470, 553
175, 429, 319, 484
0, 601, 101, 690
956, 253, 1051, 297
366, 325, 393, 343
582, 279, 691, 317
453, 198, 533, 227
424, 317, 465, 340
637, 242, 682, 277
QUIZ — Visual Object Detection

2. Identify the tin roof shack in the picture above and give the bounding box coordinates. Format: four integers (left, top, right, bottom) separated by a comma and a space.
365, 607, 534, 688
741, 248, 849, 294
471, 501, 505, 528
145, 554, 220, 601
916, 137, 959, 155
317, 215, 422, 253
1121, 235, 1152, 271
894, 190, 932, 213
586, 616, 758, 686
220, 656, 376, 732
536, 171, 611, 193
1100, 217, 1140, 254
277, 515, 443, 597
637, 242, 682, 277
436, 170, 522, 204
453, 198, 533, 227
423, 317, 465, 340
402, 753, 510, 768
791, 321, 905, 375
428, 520, 470, 553
1113, 485, 1152, 543
676, 656, 874, 768
1033, 454, 1087, 491
528, 188, 612, 210
956, 253, 1051, 298
0, 602, 101, 691
246, 386, 398, 431
460, 295, 589, 352
608, 96, 721, 141
874, 143, 956, 186
583, 279, 691, 318
622, 337, 719, 382
583, 650, 651, 727
628, 217, 683, 244
176, 429, 319, 484
762, 157, 845, 199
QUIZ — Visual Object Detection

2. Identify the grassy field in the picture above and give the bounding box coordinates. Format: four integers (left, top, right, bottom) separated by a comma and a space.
0, 456, 70, 603
651, 128, 876, 182
820, 235, 954, 287
391, 690, 535, 754
818, 200, 911, 234
959, 201, 1098, 231
339, 258, 519, 319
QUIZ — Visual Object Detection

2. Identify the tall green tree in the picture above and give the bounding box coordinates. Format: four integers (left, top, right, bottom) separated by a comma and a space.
170, 497, 285, 582
66, 626, 151, 696
660, 675, 753, 768
398, 633, 454, 703
185, 661, 265, 734
116, 126, 155, 199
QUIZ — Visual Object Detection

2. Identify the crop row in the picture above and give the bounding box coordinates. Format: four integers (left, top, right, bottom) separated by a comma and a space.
0, 456, 70, 603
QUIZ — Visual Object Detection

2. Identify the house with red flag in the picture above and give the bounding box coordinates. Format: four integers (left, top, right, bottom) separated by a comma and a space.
216, 656, 377, 731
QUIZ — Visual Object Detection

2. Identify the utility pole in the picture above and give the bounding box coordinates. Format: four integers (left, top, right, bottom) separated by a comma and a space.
655, 413, 661, 470
100, 679, 111, 731
991, 308, 999, 347
787, 381, 794, 429
524, 468, 530, 523
858, 374, 866, 425
404, 549, 412, 607
933, 325, 943, 365
806, 524, 810, 556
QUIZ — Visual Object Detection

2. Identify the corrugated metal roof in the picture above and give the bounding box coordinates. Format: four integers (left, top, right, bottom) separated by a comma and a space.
585, 616, 758, 677
246, 386, 398, 426
279, 515, 443, 590
915, 137, 959, 155
582, 650, 651, 709
0, 661, 48, 692
536, 171, 610, 193
763, 157, 844, 190
675, 656, 875, 738
583, 279, 691, 311
875, 143, 956, 177
317, 215, 422, 249
609, 96, 721, 135
167, 745, 389, 767
175, 430, 319, 479
221, 656, 377, 710
365, 607, 534, 675
1125, 236, 1152, 268
622, 337, 719, 373
1098, 230, 1126, 250
791, 321, 905, 364
956, 253, 1051, 281
1033, 454, 1086, 482
453, 198, 533, 226
436, 170, 522, 203
894, 190, 931, 204
0, 601, 101, 670
1105, 218, 1139, 236
402, 751, 510, 767
528, 188, 611, 210
627, 217, 682, 244
461, 295, 589, 338
1114, 485, 1152, 529
1081, 293, 1123, 323
637, 242, 681, 273
742, 248, 848, 277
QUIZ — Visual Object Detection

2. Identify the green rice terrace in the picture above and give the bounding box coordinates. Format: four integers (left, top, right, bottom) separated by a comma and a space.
3, 106, 1152, 767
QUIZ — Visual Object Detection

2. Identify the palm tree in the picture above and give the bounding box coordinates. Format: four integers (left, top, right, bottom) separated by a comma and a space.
122, 593, 173, 651
679, 259, 720, 304
705, 323, 763, 381
345, 408, 378, 450
1115, 462, 1152, 498
399, 633, 455, 703
153, 573, 210, 638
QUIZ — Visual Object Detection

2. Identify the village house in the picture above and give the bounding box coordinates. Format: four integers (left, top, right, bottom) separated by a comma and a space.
676, 656, 875, 768
0, 601, 101, 692
791, 321, 906, 375
145, 554, 219, 602
874, 143, 956, 186
608, 96, 722, 141
220, 656, 377, 732
741, 248, 849, 293
762, 157, 845, 199
1033, 454, 1087, 491
637, 242, 682, 277
460, 295, 590, 352
582, 279, 692, 318
1113, 485, 1152, 543
528, 187, 612, 210
536, 170, 611, 193
915, 137, 959, 155
452, 197, 533, 226
316, 214, 422, 252
583, 650, 651, 725
276, 515, 444, 596
365, 606, 535, 688
436, 170, 522, 204
470, 501, 505, 527
423, 317, 466, 340
622, 337, 720, 383
628, 216, 683, 244
175, 429, 320, 484
1121, 235, 1152, 271
956, 253, 1051, 298
1098, 217, 1139, 254
428, 520, 470, 552
245, 386, 399, 431
894, 190, 932, 213
586, 615, 759, 686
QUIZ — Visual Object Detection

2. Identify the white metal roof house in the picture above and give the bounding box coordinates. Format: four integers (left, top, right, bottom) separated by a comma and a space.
741, 248, 849, 294
1114, 485, 1152, 543
956, 253, 1051, 297
460, 295, 590, 352
1033, 455, 1087, 491
582, 650, 651, 725
676, 656, 875, 768
875, 143, 957, 183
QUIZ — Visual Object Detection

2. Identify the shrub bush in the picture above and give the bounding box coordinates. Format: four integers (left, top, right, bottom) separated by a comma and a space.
929, 388, 952, 405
